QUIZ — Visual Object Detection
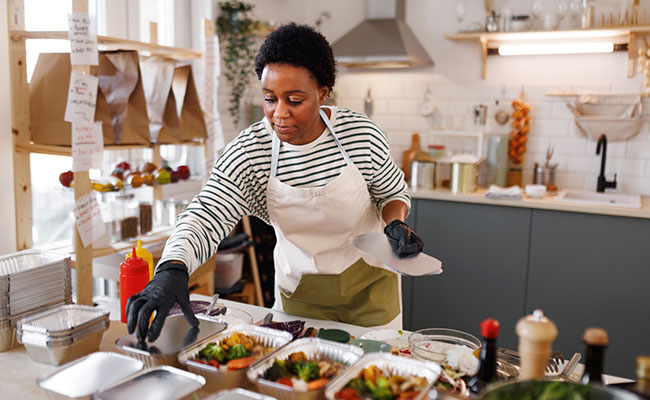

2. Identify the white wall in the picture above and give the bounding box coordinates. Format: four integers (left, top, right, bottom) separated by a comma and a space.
0, 0, 18, 253
216, 0, 650, 195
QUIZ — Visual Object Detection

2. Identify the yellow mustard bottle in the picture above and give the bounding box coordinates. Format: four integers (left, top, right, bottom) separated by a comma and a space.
126, 239, 154, 280
516, 309, 558, 380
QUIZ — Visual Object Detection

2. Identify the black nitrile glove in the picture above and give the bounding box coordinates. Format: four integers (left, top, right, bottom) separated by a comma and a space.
384, 219, 424, 258
126, 261, 198, 343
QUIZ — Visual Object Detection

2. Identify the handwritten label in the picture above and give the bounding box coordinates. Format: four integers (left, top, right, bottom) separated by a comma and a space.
72, 121, 104, 172
68, 12, 98, 65
64, 71, 98, 123
74, 193, 105, 248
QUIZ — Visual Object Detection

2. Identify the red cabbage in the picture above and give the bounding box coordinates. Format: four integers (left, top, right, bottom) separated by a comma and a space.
261, 320, 305, 340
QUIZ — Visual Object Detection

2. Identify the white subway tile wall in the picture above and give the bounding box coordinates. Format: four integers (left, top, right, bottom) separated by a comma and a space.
218, 73, 650, 196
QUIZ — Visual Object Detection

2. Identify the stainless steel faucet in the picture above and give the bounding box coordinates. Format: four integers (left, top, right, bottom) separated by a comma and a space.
596, 134, 617, 192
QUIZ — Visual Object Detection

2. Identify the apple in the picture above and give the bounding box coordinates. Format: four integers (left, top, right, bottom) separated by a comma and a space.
143, 162, 158, 174
59, 170, 74, 187
142, 173, 154, 186
170, 171, 180, 183
176, 165, 190, 180
155, 168, 171, 184
116, 161, 131, 171
127, 174, 144, 188
111, 168, 124, 181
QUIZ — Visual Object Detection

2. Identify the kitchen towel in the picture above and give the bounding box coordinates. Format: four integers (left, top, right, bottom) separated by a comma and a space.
485, 184, 522, 200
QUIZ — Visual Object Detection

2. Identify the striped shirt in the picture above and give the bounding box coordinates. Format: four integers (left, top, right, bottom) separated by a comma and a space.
160, 106, 410, 274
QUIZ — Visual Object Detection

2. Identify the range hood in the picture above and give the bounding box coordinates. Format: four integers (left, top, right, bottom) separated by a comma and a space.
332, 0, 433, 68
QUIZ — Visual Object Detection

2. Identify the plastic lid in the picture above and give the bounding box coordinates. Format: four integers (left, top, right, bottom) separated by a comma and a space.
480, 318, 500, 339
317, 328, 351, 343
515, 309, 558, 342
121, 247, 149, 276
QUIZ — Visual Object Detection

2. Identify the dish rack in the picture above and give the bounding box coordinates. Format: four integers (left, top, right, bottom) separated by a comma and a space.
568, 93, 643, 141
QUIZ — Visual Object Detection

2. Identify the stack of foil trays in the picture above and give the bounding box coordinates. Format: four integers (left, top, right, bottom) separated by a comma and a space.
0, 249, 72, 351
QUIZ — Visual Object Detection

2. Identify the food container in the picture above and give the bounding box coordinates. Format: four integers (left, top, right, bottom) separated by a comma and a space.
480, 379, 645, 400
0, 249, 72, 319
206, 388, 277, 400
525, 184, 547, 199
0, 300, 71, 352
16, 304, 110, 365
450, 162, 478, 193
408, 328, 481, 365
37, 351, 144, 400
115, 314, 227, 367
410, 159, 436, 192
208, 303, 255, 325
247, 337, 364, 400
324, 352, 441, 400
178, 324, 293, 392
94, 366, 206, 400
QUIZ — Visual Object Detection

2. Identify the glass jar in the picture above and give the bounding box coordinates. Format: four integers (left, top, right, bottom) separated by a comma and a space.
107, 191, 140, 242
139, 202, 152, 235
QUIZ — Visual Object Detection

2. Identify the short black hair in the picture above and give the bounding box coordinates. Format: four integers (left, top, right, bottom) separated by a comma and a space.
254, 23, 336, 91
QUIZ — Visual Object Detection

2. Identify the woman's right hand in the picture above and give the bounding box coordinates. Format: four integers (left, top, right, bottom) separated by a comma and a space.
125, 261, 198, 343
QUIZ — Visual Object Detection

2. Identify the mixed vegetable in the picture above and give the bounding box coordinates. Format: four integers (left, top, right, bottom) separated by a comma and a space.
334, 365, 429, 400
482, 380, 591, 400
191, 332, 275, 371
263, 351, 344, 391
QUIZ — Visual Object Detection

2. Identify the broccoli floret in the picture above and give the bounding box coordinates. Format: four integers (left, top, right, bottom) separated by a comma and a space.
290, 361, 320, 382
264, 359, 290, 381
227, 343, 251, 360
198, 343, 226, 362
366, 377, 393, 400
346, 378, 369, 396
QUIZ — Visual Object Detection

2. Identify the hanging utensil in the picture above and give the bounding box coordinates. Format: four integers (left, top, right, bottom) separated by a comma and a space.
349, 233, 443, 276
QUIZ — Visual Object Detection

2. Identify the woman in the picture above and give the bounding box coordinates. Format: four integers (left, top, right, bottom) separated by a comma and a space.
126, 23, 424, 343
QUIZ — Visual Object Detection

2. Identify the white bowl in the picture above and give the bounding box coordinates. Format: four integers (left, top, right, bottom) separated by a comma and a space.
525, 184, 547, 199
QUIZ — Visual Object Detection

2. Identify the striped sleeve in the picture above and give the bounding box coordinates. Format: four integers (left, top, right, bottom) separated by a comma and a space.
159, 123, 271, 274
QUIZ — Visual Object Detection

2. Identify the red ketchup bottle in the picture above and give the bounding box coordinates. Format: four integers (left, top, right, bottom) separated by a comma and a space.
120, 247, 150, 323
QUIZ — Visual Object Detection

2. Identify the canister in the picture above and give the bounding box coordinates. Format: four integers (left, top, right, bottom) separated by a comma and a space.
409, 160, 436, 192
451, 162, 478, 193
533, 163, 558, 190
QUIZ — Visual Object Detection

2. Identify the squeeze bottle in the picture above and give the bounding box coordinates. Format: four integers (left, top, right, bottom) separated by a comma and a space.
516, 309, 558, 379
120, 247, 150, 323
126, 239, 154, 280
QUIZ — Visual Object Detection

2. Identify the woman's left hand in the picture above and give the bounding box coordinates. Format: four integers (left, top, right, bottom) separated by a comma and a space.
384, 220, 424, 258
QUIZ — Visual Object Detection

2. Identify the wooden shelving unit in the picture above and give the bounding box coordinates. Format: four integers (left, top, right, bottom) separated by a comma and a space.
445, 26, 650, 78
6, 0, 265, 307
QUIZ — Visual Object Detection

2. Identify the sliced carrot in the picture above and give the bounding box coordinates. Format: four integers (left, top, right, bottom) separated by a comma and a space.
397, 391, 420, 400
226, 356, 257, 371
276, 377, 293, 387
307, 377, 330, 391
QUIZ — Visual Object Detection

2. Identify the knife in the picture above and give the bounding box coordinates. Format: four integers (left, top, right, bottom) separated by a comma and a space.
349, 233, 443, 276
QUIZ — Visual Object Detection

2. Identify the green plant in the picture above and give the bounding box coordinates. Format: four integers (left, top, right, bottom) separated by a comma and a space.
216, 1, 260, 126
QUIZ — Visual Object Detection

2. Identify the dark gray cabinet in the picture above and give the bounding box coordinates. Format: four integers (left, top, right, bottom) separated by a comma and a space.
407, 198, 650, 379
407, 199, 531, 351
527, 209, 650, 379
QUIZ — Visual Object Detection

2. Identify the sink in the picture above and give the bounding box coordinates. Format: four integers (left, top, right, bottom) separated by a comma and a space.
554, 190, 642, 209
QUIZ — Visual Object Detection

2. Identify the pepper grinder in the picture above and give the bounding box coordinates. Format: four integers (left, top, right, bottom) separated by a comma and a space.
516, 309, 558, 379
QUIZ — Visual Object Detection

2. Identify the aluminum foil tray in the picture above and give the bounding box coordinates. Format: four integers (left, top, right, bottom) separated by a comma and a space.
247, 337, 364, 400
17, 304, 109, 337
37, 351, 144, 400
0, 249, 70, 277
206, 388, 278, 400
116, 314, 227, 368
0, 300, 71, 352
94, 366, 206, 400
324, 352, 441, 400
178, 324, 293, 392
20, 319, 109, 365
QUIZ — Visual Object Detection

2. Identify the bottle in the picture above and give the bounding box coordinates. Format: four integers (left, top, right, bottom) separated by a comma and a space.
468, 318, 500, 394
120, 247, 150, 323
364, 88, 373, 117
126, 239, 154, 280
581, 327, 609, 385
516, 309, 558, 379
618, 355, 650, 399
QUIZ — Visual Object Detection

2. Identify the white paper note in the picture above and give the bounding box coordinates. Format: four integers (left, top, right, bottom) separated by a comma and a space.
68, 12, 99, 66
72, 121, 104, 172
74, 193, 106, 248
64, 71, 98, 123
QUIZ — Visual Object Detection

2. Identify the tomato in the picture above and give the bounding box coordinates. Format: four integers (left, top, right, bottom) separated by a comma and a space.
276, 377, 293, 387
335, 388, 361, 400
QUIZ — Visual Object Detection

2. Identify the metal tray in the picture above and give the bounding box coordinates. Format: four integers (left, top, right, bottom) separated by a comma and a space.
0, 300, 71, 352
247, 337, 364, 400
206, 388, 278, 400
37, 351, 144, 400
178, 324, 293, 392
115, 314, 227, 367
94, 366, 206, 400
324, 352, 441, 400
20, 319, 109, 365
0, 249, 70, 277
17, 304, 109, 337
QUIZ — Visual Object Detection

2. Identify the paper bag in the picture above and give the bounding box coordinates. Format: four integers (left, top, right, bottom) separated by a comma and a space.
139, 55, 181, 144
97, 50, 150, 144
29, 53, 113, 146
172, 65, 207, 142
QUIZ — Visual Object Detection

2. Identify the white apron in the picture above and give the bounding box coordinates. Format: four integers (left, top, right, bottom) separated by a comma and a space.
265, 108, 402, 330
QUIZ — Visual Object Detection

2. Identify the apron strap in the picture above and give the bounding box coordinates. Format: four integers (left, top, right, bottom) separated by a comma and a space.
270, 108, 351, 178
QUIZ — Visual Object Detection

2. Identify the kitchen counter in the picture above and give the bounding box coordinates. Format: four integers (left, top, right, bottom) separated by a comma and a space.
410, 188, 650, 219
0, 297, 632, 399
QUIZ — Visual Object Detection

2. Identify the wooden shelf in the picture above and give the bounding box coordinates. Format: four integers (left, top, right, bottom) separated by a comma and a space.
10, 30, 201, 58
445, 26, 650, 78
